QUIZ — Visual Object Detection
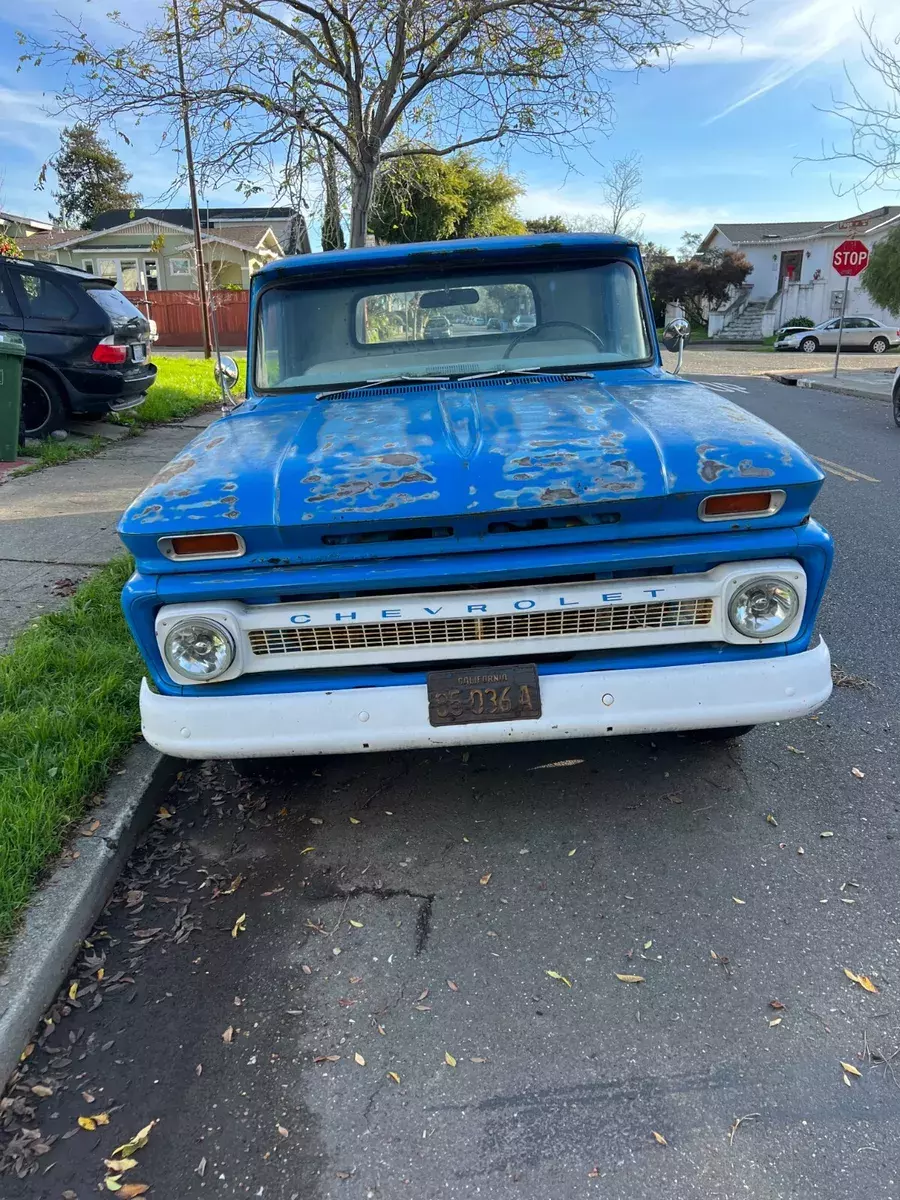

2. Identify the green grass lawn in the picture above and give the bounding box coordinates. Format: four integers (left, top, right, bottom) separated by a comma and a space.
0, 559, 143, 939
116, 353, 247, 428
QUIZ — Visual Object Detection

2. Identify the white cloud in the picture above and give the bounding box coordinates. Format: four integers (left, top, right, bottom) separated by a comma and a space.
674, 0, 891, 123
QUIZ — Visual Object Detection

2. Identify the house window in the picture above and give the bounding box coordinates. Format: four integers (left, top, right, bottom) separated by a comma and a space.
96, 259, 118, 282
144, 259, 159, 291
81, 259, 94, 276
120, 259, 139, 291
168, 257, 192, 277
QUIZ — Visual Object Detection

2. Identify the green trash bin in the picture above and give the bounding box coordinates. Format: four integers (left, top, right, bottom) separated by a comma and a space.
0, 331, 25, 462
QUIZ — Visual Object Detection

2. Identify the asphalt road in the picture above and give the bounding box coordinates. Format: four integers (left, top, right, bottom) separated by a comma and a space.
4, 376, 900, 1200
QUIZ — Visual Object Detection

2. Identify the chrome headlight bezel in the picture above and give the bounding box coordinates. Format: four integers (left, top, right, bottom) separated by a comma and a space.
727, 576, 800, 640
162, 617, 236, 682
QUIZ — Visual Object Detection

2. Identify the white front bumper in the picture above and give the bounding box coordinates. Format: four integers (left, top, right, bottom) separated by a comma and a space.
141, 639, 832, 759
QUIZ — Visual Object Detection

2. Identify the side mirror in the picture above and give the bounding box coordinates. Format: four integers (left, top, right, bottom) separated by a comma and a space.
662, 318, 690, 353
215, 354, 240, 394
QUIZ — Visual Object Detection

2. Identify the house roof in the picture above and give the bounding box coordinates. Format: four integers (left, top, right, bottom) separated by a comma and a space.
15, 229, 83, 250
0, 210, 53, 232
172, 224, 283, 258
704, 206, 900, 249
89, 206, 294, 231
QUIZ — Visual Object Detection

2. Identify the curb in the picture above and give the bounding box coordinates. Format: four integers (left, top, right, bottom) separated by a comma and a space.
765, 372, 892, 403
0, 743, 184, 1090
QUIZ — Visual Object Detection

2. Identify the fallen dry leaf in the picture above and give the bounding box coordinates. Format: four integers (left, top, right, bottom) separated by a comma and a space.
444, 1051, 457, 1067
301, 846, 315, 854
157, 805, 173, 819
786, 745, 805, 755
447, 979, 459, 991
30, 1084, 53, 1098
470, 1056, 487, 1063
68, 981, 79, 1002
313, 1054, 341, 1064
78, 1116, 97, 1131
387, 1071, 400, 1084
104, 1158, 138, 1173
546, 970, 572, 987
769, 1017, 782, 1027
104, 1179, 122, 1193
417, 990, 430, 1001
231, 913, 247, 938
349, 975, 362, 984
479, 873, 492, 886
118, 1186, 149, 1199
821, 831, 834, 838
349, 817, 360, 824
95, 1113, 110, 1126
354, 1052, 366, 1066
644, 940, 653, 950
112, 1121, 157, 1159
851, 767, 865, 779
568, 848, 576, 856
770, 1000, 785, 1010
588, 1166, 600, 1178
222, 1025, 234, 1044
615, 973, 645, 984
222, 874, 243, 894
841, 1061, 862, 1078
844, 968, 880, 994
652, 1131, 668, 1146
349, 919, 363, 928
766, 813, 778, 826
732, 897, 746, 905
843, 1072, 852, 1087
277, 1124, 289, 1137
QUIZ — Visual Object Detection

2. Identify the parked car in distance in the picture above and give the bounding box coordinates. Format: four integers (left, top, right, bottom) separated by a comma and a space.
776, 315, 900, 354
423, 315, 451, 339
0, 257, 157, 438
892, 360, 900, 428
513, 313, 537, 330
118, 233, 834, 765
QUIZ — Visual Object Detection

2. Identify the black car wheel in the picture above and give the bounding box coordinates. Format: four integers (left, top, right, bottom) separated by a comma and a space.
870, 336, 889, 354
21, 367, 68, 439
893, 386, 900, 429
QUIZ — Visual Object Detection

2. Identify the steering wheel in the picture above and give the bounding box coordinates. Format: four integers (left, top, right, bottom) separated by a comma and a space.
502, 320, 605, 359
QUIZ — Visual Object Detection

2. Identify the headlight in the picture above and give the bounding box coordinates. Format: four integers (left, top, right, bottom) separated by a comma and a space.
728, 577, 799, 639
163, 618, 235, 680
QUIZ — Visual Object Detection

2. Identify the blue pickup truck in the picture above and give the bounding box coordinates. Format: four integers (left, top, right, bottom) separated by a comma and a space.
118, 234, 833, 760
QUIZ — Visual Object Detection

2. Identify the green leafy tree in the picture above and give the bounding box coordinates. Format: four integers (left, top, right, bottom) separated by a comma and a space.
860, 227, 900, 316
30, 0, 741, 247
525, 216, 570, 234
650, 249, 751, 327
370, 153, 525, 244
46, 124, 141, 229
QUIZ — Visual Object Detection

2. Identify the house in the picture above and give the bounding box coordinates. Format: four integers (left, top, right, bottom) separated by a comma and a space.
21, 206, 310, 292
700, 205, 900, 340
0, 210, 53, 240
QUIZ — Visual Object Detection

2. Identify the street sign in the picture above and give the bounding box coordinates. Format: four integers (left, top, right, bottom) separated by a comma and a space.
832, 240, 869, 277
831, 240, 869, 377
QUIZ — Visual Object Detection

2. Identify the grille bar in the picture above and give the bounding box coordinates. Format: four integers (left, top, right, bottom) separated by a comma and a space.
247, 598, 714, 657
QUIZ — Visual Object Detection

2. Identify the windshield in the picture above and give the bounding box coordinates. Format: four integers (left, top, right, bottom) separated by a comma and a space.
255, 259, 652, 391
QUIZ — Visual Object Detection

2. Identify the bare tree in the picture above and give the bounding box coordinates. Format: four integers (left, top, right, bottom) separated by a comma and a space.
811, 16, 900, 199
600, 152, 643, 238
26, 0, 743, 247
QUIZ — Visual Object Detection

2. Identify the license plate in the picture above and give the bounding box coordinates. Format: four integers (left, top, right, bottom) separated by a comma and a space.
427, 664, 541, 727
131, 343, 147, 362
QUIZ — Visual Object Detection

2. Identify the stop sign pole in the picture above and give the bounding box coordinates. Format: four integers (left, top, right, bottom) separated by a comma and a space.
832, 239, 870, 377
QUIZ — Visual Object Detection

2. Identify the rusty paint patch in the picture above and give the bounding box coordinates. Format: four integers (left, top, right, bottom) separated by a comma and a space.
153, 456, 195, 484
221, 481, 238, 492
204, 436, 226, 450
699, 459, 729, 482
738, 460, 775, 478
540, 486, 579, 504
378, 452, 418, 466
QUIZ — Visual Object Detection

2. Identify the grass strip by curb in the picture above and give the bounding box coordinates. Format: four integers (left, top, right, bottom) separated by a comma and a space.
114, 354, 247, 428
0, 556, 143, 939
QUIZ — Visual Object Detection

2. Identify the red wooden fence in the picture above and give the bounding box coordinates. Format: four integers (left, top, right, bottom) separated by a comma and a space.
124, 289, 249, 348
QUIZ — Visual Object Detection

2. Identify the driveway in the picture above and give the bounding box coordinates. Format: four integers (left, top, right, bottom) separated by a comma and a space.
662, 344, 898, 378
3, 376, 900, 1199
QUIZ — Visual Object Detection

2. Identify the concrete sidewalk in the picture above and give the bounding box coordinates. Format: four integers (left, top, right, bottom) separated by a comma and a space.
0, 413, 218, 650
765, 367, 895, 403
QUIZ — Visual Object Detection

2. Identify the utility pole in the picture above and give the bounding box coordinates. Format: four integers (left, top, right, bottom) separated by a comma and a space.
172, 0, 212, 359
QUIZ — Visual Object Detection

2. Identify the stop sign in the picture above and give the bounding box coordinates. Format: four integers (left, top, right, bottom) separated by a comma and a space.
833, 239, 869, 277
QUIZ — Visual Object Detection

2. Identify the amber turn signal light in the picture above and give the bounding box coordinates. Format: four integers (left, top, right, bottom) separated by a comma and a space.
699, 490, 785, 521
158, 533, 246, 560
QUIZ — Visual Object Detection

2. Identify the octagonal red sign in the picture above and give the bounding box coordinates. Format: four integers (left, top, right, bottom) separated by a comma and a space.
832, 240, 869, 277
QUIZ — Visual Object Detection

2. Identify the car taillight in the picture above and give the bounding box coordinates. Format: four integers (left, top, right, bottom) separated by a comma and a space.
91, 336, 127, 364
699, 490, 786, 521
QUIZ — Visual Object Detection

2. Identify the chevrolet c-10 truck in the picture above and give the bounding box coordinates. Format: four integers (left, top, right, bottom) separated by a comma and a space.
118, 234, 833, 760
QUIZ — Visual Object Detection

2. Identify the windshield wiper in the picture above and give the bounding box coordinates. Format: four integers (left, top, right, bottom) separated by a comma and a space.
455, 367, 593, 382
316, 374, 449, 400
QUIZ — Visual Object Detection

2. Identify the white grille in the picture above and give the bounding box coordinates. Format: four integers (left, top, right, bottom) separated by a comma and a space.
248, 598, 714, 657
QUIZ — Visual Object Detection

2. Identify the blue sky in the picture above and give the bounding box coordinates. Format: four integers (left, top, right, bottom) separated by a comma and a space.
1, 0, 897, 251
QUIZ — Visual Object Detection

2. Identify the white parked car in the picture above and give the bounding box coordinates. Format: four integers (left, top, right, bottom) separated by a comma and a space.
776, 316, 900, 354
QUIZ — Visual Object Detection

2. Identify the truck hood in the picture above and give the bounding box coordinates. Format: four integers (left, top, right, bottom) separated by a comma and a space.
119, 372, 822, 544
